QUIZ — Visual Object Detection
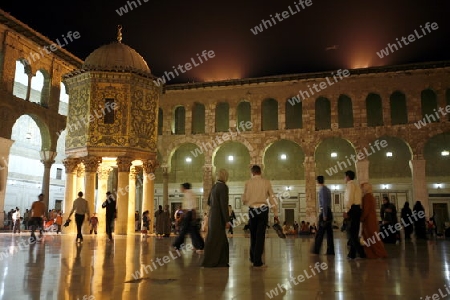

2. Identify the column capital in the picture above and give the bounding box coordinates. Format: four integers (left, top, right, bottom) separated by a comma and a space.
117, 156, 133, 172
97, 165, 113, 180
143, 159, 158, 174
63, 158, 81, 174
76, 164, 85, 177
161, 164, 169, 176
129, 165, 139, 180
203, 163, 213, 172
83, 156, 102, 173
40, 150, 57, 168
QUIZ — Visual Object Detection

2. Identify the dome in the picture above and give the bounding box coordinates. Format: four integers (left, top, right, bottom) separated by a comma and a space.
82, 42, 151, 75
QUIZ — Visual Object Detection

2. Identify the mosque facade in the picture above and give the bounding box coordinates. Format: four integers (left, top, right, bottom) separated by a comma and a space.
1, 9, 449, 232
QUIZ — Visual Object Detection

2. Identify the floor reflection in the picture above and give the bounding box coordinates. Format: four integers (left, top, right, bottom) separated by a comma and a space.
0, 232, 449, 299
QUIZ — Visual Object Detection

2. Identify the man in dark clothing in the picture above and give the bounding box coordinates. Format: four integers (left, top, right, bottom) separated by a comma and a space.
102, 191, 116, 241
381, 196, 398, 243
313, 176, 335, 255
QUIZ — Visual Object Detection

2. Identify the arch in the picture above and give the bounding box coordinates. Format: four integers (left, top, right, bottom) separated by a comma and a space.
13, 60, 30, 100
263, 139, 304, 180
261, 98, 278, 131
10, 115, 43, 155
58, 82, 69, 116
237, 101, 251, 128
192, 102, 205, 134
158, 108, 163, 135
390, 91, 408, 125
315, 97, 331, 130
315, 137, 356, 181
212, 141, 251, 182
173, 106, 185, 134
285, 99, 302, 129
424, 132, 450, 178
368, 135, 412, 179
338, 94, 354, 128
421, 89, 438, 122
169, 143, 205, 183
215, 102, 229, 132
55, 129, 67, 163
366, 93, 383, 127
33, 69, 51, 107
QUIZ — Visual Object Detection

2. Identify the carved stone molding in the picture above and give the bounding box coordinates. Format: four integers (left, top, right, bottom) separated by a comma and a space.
143, 159, 158, 174
76, 164, 85, 178
63, 158, 80, 174
83, 156, 102, 173
97, 165, 113, 180
117, 156, 133, 173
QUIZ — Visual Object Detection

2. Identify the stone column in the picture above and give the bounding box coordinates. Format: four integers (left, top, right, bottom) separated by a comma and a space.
83, 156, 101, 227
40, 151, 57, 211
162, 165, 169, 207
278, 99, 285, 130
25, 74, 32, 101
97, 164, 112, 233
128, 166, 138, 234
202, 163, 213, 212
356, 159, 369, 184
63, 158, 80, 234
409, 158, 429, 217
185, 104, 192, 135
116, 157, 133, 235
76, 165, 85, 194
303, 156, 317, 221
143, 160, 157, 233
0, 138, 14, 228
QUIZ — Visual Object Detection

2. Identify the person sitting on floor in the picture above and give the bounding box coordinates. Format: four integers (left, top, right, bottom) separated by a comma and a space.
299, 221, 310, 235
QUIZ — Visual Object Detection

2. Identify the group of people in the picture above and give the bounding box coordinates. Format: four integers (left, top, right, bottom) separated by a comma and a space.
200, 165, 279, 268
68, 191, 116, 243
314, 170, 431, 260
282, 220, 317, 235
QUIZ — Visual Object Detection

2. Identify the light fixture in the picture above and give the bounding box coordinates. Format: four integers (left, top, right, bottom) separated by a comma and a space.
285, 186, 291, 191
386, 152, 393, 157
436, 183, 442, 189
185, 157, 192, 163
383, 184, 388, 190
333, 185, 338, 190
280, 154, 287, 160
330, 152, 337, 158
442, 150, 449, 156
228, 155, 234, 161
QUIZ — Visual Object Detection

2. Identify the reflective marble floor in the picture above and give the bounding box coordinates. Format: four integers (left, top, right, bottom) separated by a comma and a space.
0, 230, 449, 300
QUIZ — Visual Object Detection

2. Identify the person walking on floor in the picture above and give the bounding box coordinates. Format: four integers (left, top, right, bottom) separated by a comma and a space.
359, 182, 388, 259
313, 175, 335, 255
12, 208, 21, 234
242, 165, 279, 268
228, 205, 236, 235
30, 194, 46, 241
67, 191, 90, 243
155, 205, 171, 237
173, 183, 205, 252
89, 213, 98, 234
102, 191, 116, 241
202, 169, 231, 267
343, 170, 366, 260
142, 210, 150, 238
401, 202, 413, 240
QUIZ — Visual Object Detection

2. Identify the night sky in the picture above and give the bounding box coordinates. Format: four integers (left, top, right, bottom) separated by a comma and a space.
1, 0, 449, 83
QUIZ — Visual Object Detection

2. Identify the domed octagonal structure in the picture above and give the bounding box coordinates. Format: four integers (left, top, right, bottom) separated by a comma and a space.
83, 42, 151, 75
62, 28, 161, 235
